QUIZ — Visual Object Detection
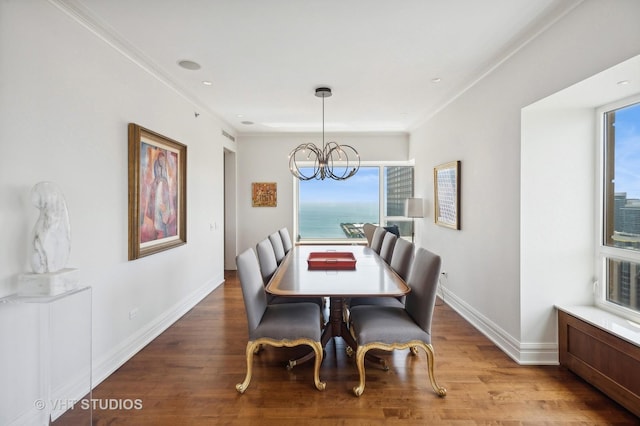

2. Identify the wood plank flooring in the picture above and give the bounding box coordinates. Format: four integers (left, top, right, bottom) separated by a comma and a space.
56, 271, 638, 425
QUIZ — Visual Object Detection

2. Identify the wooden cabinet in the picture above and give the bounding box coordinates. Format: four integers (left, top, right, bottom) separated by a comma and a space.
558, 309, 640, 418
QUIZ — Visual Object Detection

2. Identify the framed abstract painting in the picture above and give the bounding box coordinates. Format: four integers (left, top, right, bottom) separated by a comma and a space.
128, 123, 187, 260
252, 182, 277, 207
434, 160, 460, 230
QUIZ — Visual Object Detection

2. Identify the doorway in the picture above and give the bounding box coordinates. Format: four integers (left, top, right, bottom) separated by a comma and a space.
223, 149, 237, 270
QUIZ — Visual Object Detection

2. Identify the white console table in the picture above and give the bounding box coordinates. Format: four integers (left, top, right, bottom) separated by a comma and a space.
0, 287, 92, 425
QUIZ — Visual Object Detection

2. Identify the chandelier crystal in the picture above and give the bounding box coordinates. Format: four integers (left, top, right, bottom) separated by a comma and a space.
288, 87, 360, 181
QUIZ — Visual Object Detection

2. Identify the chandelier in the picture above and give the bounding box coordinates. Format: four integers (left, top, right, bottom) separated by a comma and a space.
288, 87, 360, 181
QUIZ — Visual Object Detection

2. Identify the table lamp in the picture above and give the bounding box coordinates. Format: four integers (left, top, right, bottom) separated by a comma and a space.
406, 198, 424, 243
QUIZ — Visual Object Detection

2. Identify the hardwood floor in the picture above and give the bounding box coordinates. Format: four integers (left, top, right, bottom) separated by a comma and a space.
58, 271, 637, 425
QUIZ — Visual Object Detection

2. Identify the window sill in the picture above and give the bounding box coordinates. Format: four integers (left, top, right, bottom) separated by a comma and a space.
296, 240, 367, 246
556, 305, 640, 348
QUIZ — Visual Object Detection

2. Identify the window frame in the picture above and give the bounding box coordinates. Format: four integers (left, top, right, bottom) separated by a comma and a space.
292, 160, 415, 243
596, 94, 640, 324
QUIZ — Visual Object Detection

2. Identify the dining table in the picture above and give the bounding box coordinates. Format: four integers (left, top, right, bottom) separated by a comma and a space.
266, 244, 411, 368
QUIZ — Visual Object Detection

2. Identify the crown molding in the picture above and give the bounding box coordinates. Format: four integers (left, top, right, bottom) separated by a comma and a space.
409, 0, 585, 131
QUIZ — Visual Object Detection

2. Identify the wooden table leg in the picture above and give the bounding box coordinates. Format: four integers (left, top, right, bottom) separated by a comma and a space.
329, 297, 343, 337
288, 297, 356, 369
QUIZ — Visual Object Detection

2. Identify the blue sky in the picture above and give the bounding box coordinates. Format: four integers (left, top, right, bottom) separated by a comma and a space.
614, 102, 640, 199
299, 166, 379, 203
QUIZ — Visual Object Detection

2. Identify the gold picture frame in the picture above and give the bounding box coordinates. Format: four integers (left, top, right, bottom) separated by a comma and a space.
128, 123, 187, 260
252, 182, 277, 207
434, 161, 460, 230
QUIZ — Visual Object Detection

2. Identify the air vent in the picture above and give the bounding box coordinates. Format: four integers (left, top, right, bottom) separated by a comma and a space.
221, 130, 235, 142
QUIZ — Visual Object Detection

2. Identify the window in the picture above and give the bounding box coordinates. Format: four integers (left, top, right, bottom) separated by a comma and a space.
599, 98, 640, 320
384, 166, 415, 237
295, 164, 414, 241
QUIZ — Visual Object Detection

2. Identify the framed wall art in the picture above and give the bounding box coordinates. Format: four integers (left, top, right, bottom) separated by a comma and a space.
128, 123, 187, 260
434, 160, 460, 230
252, 182, 277, 207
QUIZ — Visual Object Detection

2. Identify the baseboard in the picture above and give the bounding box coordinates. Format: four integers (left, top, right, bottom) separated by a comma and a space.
92, 277, 223, 390
440, 287, 558, 365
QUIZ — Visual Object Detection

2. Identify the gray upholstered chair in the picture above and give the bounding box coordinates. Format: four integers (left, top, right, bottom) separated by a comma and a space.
348, 238, 413, 309
389, 238, 414, 281
256, 238, 324, 308
369, 227, 386, 254
348, 247, 447, 397
269, 232, 286, 264
235, 248, 325, 393
363, 223, 377, 247
379, 232, 397, 264
256, 238, 279, 286
279, 227, 293, 254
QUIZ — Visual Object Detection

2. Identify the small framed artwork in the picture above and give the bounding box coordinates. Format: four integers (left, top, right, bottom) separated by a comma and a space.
252, 182, 277, 207
128, 123, 187, 260
434, 161, 460, 230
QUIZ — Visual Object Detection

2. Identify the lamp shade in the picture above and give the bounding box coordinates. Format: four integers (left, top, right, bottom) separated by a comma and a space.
406, 198, 424, 218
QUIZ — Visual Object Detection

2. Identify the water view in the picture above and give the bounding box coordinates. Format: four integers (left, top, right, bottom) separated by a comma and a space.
298, 202, 378, 239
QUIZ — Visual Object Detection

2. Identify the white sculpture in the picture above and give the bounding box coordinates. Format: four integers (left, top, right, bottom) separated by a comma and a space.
29, 181, 71, 273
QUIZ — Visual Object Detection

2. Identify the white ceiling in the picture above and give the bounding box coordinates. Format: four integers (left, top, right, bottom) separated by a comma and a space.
58, 0, 582, 134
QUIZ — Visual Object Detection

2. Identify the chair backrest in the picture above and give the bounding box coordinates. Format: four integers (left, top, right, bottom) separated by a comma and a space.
383, 224, 400, 237
269, 232, 286, 264
363, 223, 377, 247
256, 238, 278, 284
370, 227, 387, 254
379, 232, 397, 264
404, 247, 441, 334
390, 238, 414, 280
236, 248, 268, 333
279, 227, 293, 254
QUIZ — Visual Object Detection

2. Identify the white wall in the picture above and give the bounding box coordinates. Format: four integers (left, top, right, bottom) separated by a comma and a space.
0, 1, 231, 423
520, 107, 596, 359
235, 133, 409, 255
409, 0, 640, 364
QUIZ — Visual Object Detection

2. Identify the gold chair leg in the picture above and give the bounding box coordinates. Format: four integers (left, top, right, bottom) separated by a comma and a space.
345, 320, 357, 357
238, 339, 326, 393
351, 341, 447, 397
236, 341, 258, 394
352, 346, 368, 396
343, 299, 350, 324
422, 343, 447, 397
310, 341, 326, 391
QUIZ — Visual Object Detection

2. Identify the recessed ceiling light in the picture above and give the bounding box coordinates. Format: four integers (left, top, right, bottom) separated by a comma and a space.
431, 77, 442, 83
202, 80, 213, 86
617, 80, 630, 85
178, 60, 201, 70
241, 121, 254, 125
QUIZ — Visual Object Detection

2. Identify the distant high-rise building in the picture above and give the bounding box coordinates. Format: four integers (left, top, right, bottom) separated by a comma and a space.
385, 167, 414, 237
610, 192, 640, 309
621, 201, 640, 235
386, 167, 414, 216
614, 193, 627, 233
612, 192, 640, 248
